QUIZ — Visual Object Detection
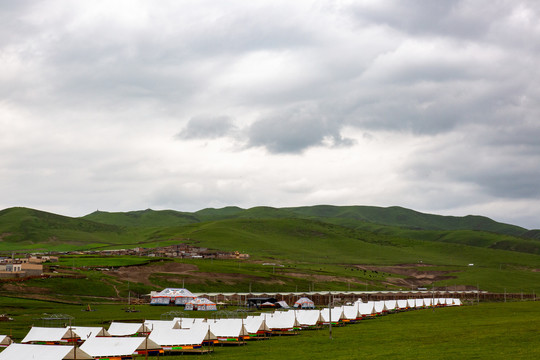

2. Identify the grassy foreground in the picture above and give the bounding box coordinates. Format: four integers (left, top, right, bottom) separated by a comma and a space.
0, 299, 538, 359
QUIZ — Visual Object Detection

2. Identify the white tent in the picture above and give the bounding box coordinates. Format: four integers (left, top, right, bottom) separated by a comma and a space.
293, 297, 315, 309
108, 322, 151, 337
423, 298, 434, 307
320, 307, 345, 324
174, 317, 207, 329
151, 288, 196, 306
266, 311, 301, 333
437, 298, 448, 306
295, 310, 323, 329
195, 319, 249, 343
396, 299, 409, 310
358, 301, 377, 318
69, 326, 110, 341
453, 298, 462, 306
384, 300, 398, 312
341, 305, 361, 321
22, 327, 79, 344
373, 301, 388, 315
0, 343, 92, 360
149, 326, 217, 351
80, 336, 162, 358
184, 297, 217, 311
0, 335, 13, 347
277, 301, 290, 309
244, 315, 271, 337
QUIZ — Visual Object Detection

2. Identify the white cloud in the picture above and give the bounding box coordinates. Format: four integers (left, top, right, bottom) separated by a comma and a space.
1, 0, 540, 229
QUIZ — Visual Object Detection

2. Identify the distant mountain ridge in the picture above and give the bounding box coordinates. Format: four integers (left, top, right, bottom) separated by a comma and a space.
0, 205, 538, 255
83, 205, 528, 235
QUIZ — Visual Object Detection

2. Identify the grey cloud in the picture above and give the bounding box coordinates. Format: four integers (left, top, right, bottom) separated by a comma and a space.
177, 116, 236, 140
347, 1, 508, 39
247, 105, 355, 154
405, 127, 540, 201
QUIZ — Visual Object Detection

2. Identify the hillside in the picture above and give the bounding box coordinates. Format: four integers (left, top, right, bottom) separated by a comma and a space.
82, 205, 528, 235
0, 207, 126, 250
0, 207, 539, 299
1, 205, 538, 256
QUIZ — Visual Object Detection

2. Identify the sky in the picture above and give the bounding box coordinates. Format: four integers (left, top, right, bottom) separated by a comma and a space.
1, 0, 540, 229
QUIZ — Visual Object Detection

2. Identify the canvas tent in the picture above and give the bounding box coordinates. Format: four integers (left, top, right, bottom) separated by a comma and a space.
149, 326, 217, 352
80, 336, 163, 358
373, 301, 388, 315
0, 343, 92, 360
320, 307, 345, 325
108, 322, 151, 337
195, 319, 250, 343
266, 311, 301, 333
260, 301, 276, 308
276, 301, 289, 309
293, 297, 315, 309
0, 335, 13, 347
295, 310, 324, 329
341, 305, 360, 322
244, 315, 271, 338
184, 297, 217, 311
22, 327, 79, 345
151, 288, 196, 306
357, 301, 376, 318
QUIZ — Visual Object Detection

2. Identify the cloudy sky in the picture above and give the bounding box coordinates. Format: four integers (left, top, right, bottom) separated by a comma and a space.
2, 0, 539, 228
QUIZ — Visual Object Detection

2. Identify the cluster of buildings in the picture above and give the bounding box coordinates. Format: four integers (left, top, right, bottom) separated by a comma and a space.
47, 244, 249, 260
0, 256, 53, 279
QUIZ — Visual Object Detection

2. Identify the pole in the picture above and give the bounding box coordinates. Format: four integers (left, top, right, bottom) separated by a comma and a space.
328, 300, 332, 340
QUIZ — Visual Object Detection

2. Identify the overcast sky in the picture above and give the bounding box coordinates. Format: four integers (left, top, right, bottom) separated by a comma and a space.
2, 0, 540, 229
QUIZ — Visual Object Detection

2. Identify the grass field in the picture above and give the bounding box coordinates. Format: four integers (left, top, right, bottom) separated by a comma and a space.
0, 299, 538, 359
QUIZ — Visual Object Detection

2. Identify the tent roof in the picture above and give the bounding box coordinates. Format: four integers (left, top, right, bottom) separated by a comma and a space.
0, 343, 92, 360
154, 288, 196, 297
22, 327, 78, 343
80, 337, 160, 357
108, 322, 150, 336
294, 297, 314, 304
198, 319, 249, 337
149, 327, 216, 346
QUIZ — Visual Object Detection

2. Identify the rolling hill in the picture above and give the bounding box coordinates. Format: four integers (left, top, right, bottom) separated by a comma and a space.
0, 206, 539, 297
1, 205, 538, 255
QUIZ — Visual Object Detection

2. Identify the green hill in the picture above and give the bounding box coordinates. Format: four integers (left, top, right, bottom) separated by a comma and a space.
81, 204, 528, 235
84, 208, 199, 227
283, 205, 527, 235
0, 207, 148, 251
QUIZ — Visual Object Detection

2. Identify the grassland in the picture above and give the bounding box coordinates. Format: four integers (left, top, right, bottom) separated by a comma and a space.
0, 299, 538, 359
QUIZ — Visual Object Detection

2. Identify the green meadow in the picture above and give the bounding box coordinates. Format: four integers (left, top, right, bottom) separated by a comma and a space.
0, 299, 538, 359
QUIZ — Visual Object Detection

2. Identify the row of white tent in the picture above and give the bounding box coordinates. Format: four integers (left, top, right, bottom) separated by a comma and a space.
0, 298, 462, 359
